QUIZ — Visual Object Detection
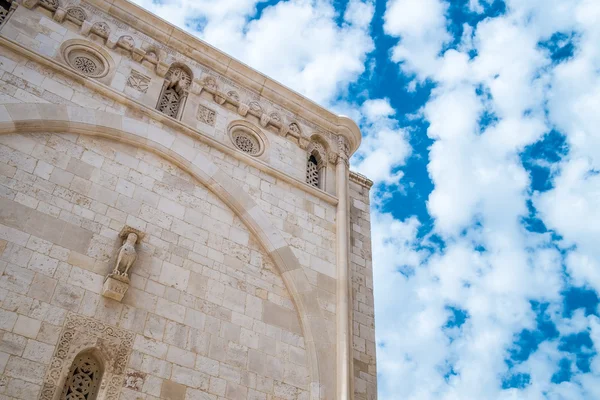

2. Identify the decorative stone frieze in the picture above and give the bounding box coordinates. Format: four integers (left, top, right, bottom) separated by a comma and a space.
102, 226, 144, 301
17, 0, 359, 157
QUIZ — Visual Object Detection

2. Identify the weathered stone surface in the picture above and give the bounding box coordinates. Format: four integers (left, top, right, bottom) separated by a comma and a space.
0, 1, 376, 399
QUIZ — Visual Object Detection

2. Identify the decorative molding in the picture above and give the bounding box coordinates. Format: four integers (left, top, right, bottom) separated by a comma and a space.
349, 171, 374, 189
0, 38, 340, 204
39, 313, 134, 400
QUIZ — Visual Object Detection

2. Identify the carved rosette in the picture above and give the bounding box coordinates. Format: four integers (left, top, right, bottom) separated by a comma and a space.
39, 313, 135, 400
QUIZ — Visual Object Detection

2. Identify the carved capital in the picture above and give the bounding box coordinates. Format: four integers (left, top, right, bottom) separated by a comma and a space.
328, 152, 338, 165
156, 61, 169, 77
337, 135, 350, 161
259, 114, 271, 128
238, 103, 249, 117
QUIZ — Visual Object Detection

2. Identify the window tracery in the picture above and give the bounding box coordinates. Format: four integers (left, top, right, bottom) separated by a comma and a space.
307, 155, 320, 187
232, 130, 260, 155
306, 140, 327, 189
61, 352, 102, 400
156, 65, 192, 120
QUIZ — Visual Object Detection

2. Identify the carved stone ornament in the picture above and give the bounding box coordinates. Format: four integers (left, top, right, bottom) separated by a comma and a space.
197, 104, 216, 126
66, 7, 87, 24
102, 226, 144, 301
117, 35, 135, 51
39, 313, 134, 400
126, 70, 150, 93
62, 41, 112, 79
249, 101, 262, 114
227, 90, 240, 102
91, 21, 110, 38
337, 135, 350, 164
289, 122, 301, 136
201, 75, 218, 91
39, 0, 59, 11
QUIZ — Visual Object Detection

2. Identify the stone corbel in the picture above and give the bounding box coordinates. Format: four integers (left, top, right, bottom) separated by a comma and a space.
214, 93, 226, 105
298, 137, 310, 150
53, 7, 66, 23
238, 103, 249, 117
156, 61, 169, 77
259, 114, 271, 127
131, 47, 145, 62
102, 226, 144, 302
79, 20, 92, 36
106, 33, 119, 49
190, 81, 201, 95
22, 0, 38, 9
279, 124, 289, 137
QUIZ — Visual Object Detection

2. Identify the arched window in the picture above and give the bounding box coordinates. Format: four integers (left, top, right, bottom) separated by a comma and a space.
306, 140, 328, 190
156, 65, 192, 120
307, 154, 320, 188
61, 351, 103, 400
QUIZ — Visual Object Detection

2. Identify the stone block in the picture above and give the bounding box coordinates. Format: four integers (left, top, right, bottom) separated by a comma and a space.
102, 274, 130, 301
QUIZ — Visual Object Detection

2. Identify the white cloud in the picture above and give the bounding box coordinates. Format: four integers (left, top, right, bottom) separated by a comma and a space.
383, 0, 451, 79
378, 0, 600, 399
131, 0, 375, 106
352, 99, 411, 185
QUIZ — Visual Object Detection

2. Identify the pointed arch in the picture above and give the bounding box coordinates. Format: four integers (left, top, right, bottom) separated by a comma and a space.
0, 103, 335, 399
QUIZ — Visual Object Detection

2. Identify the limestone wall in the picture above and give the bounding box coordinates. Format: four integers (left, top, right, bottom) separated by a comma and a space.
0, 131, 313, 399
0, 0, 377, 399
349, 179, 377, 400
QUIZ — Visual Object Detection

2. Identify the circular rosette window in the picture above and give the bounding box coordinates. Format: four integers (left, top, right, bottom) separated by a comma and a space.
61, 40, 113, 79
228, 121, 267, 157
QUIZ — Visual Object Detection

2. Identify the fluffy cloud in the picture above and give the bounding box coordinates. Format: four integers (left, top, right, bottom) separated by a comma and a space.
353, 99, 411, 185
377, 0, 600, 399
131, 0, 375, 105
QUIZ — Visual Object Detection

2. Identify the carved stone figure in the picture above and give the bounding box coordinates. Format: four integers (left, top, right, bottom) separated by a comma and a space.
102, 227, 143, 301
112, 232, 138, 278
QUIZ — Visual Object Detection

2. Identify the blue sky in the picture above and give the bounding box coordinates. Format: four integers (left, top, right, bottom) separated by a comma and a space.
133, 0, 600, 398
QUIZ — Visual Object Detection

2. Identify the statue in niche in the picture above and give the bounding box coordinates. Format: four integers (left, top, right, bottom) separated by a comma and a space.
102, 226, 144, 301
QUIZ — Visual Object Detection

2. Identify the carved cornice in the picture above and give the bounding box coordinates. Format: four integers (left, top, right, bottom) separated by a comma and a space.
349, 171, 374, 189
77, 0, 362, 153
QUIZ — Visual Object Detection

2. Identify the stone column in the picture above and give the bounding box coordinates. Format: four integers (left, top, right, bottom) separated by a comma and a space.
336, 136, 351, 399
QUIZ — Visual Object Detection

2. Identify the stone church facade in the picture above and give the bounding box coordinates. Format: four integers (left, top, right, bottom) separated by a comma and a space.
0, 0, 376, 399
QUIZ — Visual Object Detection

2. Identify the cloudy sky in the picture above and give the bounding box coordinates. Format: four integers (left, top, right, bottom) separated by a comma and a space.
132, 0, 600, 398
